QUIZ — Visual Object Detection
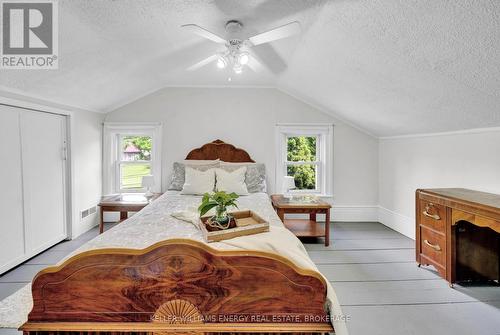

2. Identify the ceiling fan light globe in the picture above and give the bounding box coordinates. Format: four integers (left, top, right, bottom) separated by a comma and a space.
238, 52, 249, 65
216, 57, 226, 69
233, 64, 243, 74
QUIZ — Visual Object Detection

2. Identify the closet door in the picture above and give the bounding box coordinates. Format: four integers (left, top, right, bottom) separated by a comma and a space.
21, 111, 67, 254
0, 106, 25, 274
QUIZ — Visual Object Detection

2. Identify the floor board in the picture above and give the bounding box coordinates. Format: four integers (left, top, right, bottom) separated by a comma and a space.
0, 265, 47, 283
332, 280, 500, 305
304, 237, 414, 250
24, 250, 69, 265
48, 238, 89, 251
319, 262, 440, 282
331, 224, 404, 240
308, 249, 415, 264
342, 301, 500, 335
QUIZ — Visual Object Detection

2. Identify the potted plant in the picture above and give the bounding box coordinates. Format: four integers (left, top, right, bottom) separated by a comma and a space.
198, 191, 239, 230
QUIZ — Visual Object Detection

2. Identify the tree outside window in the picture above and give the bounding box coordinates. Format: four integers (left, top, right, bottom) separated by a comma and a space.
286, 136, 318, 190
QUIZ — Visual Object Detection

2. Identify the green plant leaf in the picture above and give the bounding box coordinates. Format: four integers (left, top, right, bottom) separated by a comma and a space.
198, 202, 218, 217
197, 191, 240, 217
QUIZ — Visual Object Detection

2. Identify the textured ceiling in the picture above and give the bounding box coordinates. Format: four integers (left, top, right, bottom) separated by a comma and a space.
1, 0, 499, 136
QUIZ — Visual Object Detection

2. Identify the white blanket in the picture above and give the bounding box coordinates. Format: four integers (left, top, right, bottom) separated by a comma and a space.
0, 192, 348, 335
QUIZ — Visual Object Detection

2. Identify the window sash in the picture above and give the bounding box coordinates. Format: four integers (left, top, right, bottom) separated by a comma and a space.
118, 134, 152, 161
118, 160, 151, 165
285, 135, 320, 163
285, 161, 320, 166
115, 133, 153, 193
284, 136, 322, 193
117, 161, 152, 192
276, 124, 333, 196
284, 162, 322, 193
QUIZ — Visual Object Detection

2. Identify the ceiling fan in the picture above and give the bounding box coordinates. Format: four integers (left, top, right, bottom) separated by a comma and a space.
181, 20, 301, 74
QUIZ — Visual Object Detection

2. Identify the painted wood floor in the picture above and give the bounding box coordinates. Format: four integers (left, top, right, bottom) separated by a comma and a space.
1, 222, 500, 334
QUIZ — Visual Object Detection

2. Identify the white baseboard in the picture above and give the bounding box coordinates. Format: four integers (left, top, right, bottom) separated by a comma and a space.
378, 206, 415, 240
332, 205, 379, 222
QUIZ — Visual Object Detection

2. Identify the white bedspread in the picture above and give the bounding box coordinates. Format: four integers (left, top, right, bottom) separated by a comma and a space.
0, 192, 348, 335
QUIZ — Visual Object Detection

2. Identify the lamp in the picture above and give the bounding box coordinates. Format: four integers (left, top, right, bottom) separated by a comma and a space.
283, 176, 296, 199
141, 175, 155, 198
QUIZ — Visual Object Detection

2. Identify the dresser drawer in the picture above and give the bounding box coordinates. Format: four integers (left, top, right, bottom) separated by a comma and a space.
419, 200, 446, 233
420, 226, 446, 267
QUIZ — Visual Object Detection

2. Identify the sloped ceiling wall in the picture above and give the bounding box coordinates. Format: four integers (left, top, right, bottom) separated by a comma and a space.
1, 0, 499, 137
279, 0, 500, 136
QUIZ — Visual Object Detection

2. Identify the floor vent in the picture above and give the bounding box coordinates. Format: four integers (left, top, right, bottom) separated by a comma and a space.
81, 206, 97, 220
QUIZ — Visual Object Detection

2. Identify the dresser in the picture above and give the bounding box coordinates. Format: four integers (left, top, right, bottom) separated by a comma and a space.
416, 188, 500, 286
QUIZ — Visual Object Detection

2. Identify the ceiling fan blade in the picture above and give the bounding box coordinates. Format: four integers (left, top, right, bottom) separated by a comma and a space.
181, 24, 227, 44
250, 44, 288, 74
187, 54, 218, 71
246, 55, 264, 73
247, 21, 301, 46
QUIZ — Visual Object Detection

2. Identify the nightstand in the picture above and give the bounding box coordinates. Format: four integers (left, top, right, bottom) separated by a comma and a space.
271, 194, 331, 246
98, 193, 162, 234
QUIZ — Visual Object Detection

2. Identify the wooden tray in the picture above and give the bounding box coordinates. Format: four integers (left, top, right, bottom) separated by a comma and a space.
199, 210, 269, 242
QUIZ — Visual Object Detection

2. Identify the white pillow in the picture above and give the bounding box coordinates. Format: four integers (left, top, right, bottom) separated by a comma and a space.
183, 159, 220, 165
215, 167, 248, 195
220, 161, 267, 193
181, 167, 215, 195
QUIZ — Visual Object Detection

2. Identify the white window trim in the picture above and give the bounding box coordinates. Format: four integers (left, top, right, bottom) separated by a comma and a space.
275, 123, 334, 197
103, 122, 162, 194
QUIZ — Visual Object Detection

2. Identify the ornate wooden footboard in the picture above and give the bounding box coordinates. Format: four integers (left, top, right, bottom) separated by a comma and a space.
21, 239, 333, 335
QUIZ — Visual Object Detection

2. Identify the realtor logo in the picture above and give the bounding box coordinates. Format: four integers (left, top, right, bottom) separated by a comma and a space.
1, 0, 58, 69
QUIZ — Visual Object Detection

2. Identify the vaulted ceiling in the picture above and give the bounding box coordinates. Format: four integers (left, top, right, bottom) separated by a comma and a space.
1, 0, 499, 137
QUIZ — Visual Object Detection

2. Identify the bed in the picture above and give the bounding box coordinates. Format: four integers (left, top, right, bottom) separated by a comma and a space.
19, 140, 345, 335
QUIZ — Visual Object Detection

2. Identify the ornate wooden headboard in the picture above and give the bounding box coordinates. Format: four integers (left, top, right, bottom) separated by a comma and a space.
185, 140, 255, 162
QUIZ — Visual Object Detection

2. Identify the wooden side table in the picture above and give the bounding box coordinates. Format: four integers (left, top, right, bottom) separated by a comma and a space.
98, 193, 162, 234
271, 194, 331, 246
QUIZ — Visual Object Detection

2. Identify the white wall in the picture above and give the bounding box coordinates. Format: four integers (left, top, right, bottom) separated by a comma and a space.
379, 129, 500, 239
70, 111, 104, 238
105, 87, 379, 220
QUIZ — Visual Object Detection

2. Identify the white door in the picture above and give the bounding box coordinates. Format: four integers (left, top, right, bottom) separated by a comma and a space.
0, 106, 26, 273
20, 110, 67, 254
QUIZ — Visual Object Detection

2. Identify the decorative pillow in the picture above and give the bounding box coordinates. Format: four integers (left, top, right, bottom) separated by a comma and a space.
168, 160, 220, 190
215, 167, 248, 195
181, 159, 220, 165
220, 162, 267, 193
180, 167, 216, 195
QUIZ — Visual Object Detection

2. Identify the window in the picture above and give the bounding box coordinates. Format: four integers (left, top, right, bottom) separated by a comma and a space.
118, 135, 152, 190
103, 123, 162, 194
276, 124, 333, 196
286, 136, 318, 190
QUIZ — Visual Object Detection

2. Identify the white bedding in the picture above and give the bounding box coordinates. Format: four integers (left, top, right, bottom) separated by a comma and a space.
0, 192, 348, 334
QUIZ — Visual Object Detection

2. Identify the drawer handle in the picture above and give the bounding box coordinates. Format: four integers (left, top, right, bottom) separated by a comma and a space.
423, 203, 441, 220
424, 239, 441, 251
